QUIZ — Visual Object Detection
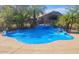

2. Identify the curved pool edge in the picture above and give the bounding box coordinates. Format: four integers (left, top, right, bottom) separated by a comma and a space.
3, 26, 74, 44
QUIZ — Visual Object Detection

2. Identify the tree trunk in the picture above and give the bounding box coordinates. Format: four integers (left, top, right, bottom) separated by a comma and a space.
33, 9, 36, 19
69, 18, 74, 31
65, 22, 70, 32
69, 23, 73, 31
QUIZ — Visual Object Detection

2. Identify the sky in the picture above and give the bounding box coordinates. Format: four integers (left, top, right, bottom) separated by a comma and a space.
45, 5, 70, 14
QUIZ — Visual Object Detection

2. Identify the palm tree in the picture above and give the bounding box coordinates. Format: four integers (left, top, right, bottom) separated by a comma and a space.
57, 5, 79, 32
0, 5, 15, 31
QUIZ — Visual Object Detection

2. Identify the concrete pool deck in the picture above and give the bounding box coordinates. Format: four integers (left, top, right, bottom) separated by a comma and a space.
0, 33, 79, 54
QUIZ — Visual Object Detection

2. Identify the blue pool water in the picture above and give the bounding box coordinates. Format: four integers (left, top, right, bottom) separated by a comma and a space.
4, 25, 73, 44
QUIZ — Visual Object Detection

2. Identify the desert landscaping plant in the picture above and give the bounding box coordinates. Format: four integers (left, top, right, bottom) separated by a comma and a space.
0, 5, 46, 31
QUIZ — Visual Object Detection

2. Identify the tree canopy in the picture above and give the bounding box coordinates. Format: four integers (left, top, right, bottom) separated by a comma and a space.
0, 5, 46, 31
57, 5, 79, 31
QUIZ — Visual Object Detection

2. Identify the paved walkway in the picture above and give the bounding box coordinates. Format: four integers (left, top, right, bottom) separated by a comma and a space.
0, 34, 79, 54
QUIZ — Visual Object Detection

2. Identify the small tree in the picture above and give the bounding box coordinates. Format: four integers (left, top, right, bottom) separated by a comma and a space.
57, 6, 79, 32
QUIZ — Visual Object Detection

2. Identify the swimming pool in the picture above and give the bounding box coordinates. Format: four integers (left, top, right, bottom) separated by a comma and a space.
4, 25, 73, 44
